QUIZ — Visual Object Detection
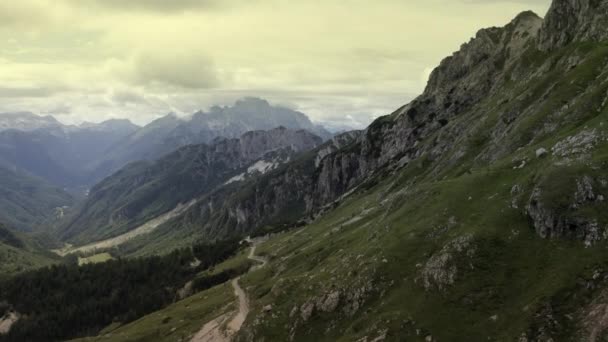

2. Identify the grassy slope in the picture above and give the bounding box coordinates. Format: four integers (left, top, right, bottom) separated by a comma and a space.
72, 283, 235, 342
0, 243, 56, 277
78, 253, 113, 266
93, 134, 608, 340
0, 226, 58, 277
85, 44, 608, 340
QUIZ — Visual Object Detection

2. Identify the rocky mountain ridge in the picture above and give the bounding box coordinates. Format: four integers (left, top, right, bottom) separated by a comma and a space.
132, 0, 608, 252
539, 0, 608, 50
144, 9, 546, 244
59, 127, 323, 244
93, 98, 331, 178
0, 115, 140, 188
6, 1, 608, 341
0, 112, 62, 132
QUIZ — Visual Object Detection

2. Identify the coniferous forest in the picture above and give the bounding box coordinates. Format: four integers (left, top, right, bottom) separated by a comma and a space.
0, 239, 242, 342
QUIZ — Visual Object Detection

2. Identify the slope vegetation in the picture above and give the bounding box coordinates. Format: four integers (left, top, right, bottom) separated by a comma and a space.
0, 224, 57, 277
81, 2, 608, 341
0, 167, 73, 232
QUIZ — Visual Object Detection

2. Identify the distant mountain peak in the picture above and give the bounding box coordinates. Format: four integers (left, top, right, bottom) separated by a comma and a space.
0, 111, 62, 132
513, 10, 541, 21
148, 112, 183, 126
235, 97, 271, 107
80, 118, 139, 131
101, 118, 136, 125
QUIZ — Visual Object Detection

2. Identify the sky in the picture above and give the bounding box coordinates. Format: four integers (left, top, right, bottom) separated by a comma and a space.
0, 0, 551, 129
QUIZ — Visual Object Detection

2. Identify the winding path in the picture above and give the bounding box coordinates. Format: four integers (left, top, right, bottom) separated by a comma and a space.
191, 242, 267, 342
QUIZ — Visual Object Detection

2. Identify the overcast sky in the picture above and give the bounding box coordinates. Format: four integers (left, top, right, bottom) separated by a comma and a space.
0, 0, 551, 128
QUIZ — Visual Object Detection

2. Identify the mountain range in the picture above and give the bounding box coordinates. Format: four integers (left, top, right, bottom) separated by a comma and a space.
4, 0, 608, 341
90, 98, 331, 180
66, 1, 608, 340
58, 127, 323, 245
0, 99, 330, 233
0, 115, 140, 188
0, 98, 330, 190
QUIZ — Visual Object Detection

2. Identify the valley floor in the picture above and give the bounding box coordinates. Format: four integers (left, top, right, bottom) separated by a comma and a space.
54, 200, 196, 257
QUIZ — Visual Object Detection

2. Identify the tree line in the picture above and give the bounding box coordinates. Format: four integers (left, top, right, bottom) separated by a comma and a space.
0, 239, 243, 342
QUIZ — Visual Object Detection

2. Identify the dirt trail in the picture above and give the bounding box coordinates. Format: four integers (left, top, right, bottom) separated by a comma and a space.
189, 313, 231, 342
247, 245, 267, 270
191, 242, 267, 342
0, 312, 19, 335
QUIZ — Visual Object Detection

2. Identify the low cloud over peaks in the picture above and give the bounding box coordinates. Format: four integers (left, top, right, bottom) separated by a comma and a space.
0, 0, 551, 126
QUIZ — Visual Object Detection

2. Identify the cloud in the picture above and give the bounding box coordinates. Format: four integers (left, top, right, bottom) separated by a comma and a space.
0, 86, 68, 98
0, 0, 553, 128
64, 0, 246, 13
126, 50, 221, 89
43, 104, 72, 116
0, 1, 70, 30
110, 89, 149, 105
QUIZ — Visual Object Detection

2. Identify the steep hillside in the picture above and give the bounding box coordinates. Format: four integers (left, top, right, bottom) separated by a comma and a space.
0, 167, 73, 232
146, 8, 608, 247
0, 224, 57, 277
113, 130, 362, 256
77, 1, 608, 341
59, 127, 323, 245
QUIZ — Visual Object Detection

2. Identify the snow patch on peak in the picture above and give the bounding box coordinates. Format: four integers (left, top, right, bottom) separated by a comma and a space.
248, 160, 278, 174
225, 157, 286, 185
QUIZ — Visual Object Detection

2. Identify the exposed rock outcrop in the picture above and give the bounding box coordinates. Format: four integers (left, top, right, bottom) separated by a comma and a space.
139, 1, 608, 247
526, 175, 607, 246
418, 235, 476, 291
161, 9, 564, 242
538, 0, 608, 51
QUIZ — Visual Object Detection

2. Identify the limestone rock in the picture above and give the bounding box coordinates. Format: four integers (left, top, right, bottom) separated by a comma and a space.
418, 235, 476, 291
538, 0, 608, 51
536, 148, 549, 158
526, 184, 605, 246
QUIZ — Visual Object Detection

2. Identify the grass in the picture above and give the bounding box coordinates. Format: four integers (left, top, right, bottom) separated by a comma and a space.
236, 150, 608, 340
78, 253, 113, 266
229, 55, 608, 339
73, 42, 608, 341
0, 243, 56, 277
199, 248, 253, 278
72, 283, 235, 342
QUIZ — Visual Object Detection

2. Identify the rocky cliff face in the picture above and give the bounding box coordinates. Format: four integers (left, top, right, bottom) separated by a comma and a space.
309, 10, 545, 208
163, 2, 608, 246
45, 1, 608, 340
212, 11, 542, 225
538, 0, 608, 51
